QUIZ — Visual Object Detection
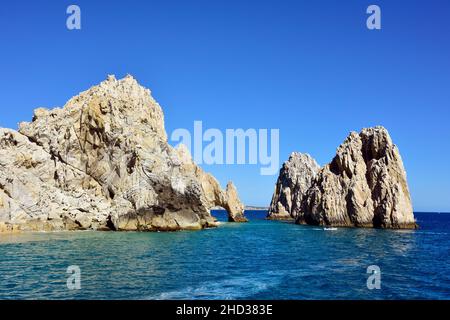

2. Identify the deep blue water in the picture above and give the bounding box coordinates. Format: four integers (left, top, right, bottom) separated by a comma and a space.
0, 211, 449, 300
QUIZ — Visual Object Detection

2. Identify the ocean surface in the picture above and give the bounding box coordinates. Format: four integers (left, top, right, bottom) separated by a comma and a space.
0, 211, 449, 300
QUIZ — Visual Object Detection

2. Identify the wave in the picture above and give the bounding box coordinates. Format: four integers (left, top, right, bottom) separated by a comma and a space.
146, 272, 283, 300
311, 227, 338, 231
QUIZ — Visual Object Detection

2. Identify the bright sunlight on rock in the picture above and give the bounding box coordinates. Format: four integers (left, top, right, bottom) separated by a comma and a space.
0, 75, 246, 232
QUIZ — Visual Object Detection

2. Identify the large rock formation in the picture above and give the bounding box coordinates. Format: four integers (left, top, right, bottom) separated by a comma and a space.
267, 153, 319, 220
0, 75, 247, 232
270, 127, 416, 229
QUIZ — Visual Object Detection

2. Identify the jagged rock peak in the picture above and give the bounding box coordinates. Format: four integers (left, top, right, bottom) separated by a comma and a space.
299, 126, 416, 229
267, 152, 320, 220
0, 75, 246, 232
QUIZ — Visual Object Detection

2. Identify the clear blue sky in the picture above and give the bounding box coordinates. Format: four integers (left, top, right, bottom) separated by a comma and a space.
1, 1, 449, 211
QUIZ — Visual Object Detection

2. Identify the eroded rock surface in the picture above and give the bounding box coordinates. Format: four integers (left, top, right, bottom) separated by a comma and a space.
0, 75, 246, 232
269, 127, 416, 229
267, 153, 319, 220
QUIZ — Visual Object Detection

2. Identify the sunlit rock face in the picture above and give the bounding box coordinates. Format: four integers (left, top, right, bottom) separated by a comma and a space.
0, 75, 246, 232
300, 127, 416, 229
267, 153, 319, 220
269, 127, 416, 229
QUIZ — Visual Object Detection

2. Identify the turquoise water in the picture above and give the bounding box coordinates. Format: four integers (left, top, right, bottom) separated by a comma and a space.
0, 211, 449, 300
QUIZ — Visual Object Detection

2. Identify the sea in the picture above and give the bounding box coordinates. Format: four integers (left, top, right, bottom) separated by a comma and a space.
0, 211, 449, 300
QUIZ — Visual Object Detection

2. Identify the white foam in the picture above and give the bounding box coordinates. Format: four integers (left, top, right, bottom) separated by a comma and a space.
146, 272, 283, 300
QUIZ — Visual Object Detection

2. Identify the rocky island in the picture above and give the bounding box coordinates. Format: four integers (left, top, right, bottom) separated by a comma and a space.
0, 75, 247, 233
268, 153, 320, 220
268, 127, 417, 229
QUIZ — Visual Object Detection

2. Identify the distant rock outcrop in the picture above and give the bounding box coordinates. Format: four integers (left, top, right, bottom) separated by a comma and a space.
270, 127, 416, 229
267, 153, 319, 220
0, 75, 246, 232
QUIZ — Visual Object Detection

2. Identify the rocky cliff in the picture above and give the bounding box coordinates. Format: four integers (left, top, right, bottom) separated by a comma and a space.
0, 75, 247, 232
267, 153, 320, 220
269, 127, 416, 229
